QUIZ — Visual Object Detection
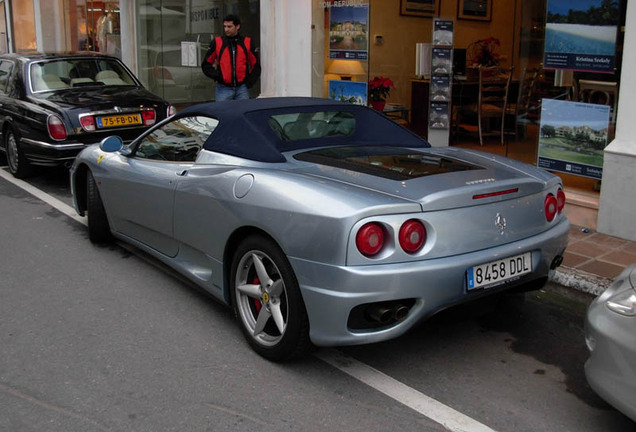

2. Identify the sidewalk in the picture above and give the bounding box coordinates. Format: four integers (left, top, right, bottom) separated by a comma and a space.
553, 224, 636, 296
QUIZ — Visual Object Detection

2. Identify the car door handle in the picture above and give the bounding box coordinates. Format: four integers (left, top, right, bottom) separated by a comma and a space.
176, 170, 188, 176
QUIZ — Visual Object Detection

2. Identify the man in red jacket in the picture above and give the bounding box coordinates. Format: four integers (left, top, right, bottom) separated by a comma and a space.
202, 14, 261, 101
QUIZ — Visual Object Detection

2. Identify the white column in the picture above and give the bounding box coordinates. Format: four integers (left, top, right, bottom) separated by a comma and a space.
260, 0, 312, 97
597, 1, 636, 241
119, 0, 137, 74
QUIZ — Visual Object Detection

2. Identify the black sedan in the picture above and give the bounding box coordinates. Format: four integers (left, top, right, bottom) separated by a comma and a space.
0, 52, 175, 177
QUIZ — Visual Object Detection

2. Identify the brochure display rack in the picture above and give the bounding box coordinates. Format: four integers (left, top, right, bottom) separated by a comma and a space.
427, 19, 454, 146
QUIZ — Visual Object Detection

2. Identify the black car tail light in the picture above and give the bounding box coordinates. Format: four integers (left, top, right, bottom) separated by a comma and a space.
544, 193, 558, 222
141, 109, 156, 126
399, 219, 426, 254
356, 223, 385, 257
80, 115, 96, 132
556, 188, 566, 213
47, 115, 67, 140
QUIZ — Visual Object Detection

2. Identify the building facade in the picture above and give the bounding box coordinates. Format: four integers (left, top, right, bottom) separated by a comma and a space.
1, 0, 635, 241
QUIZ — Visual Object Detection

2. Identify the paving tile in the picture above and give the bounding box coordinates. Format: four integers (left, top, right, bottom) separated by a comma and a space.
568, 227, 592, 242
566, 240, 613, 258
578, 261, 625, 279
563, 251, 590, 268
622, 242, 636, 254
588, 233, 629, 248
600, 250, 636, 267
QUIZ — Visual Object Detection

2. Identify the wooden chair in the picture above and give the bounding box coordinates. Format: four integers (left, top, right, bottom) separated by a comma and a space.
457, 65, 513, 145
506, 67, 539, 138
577, 79, 618, 123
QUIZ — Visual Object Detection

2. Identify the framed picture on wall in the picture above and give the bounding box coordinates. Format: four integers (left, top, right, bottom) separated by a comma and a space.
400, 0, 439, 18
457, 0, 492, 21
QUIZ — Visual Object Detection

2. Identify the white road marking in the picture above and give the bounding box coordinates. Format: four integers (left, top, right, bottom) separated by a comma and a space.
0, 167, 497, 432
0, 168, 86, 226
316, 350, 497, 432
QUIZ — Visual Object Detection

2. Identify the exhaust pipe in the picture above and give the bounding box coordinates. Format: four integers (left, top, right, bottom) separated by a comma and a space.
392, 305, 409, 321
550, 255, 564, 270
366, 303, 410, 324
366, 305, 394, 324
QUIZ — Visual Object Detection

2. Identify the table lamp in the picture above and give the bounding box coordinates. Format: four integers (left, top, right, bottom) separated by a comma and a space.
327, 60, 365, 81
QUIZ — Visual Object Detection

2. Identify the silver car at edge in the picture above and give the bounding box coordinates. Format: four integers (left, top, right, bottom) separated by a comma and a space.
585, 263, 636, 422
70, 97, 569, 361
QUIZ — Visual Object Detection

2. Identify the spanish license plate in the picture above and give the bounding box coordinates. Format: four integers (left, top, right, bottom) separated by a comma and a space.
96, 113, 142, 128
467, 252, 532, 290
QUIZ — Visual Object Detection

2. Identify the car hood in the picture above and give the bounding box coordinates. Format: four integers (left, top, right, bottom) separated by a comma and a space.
31, 86, 166, 111
291, 146, 559, 211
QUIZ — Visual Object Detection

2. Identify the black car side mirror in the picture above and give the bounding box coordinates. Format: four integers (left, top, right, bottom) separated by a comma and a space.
99, 136, 124, 153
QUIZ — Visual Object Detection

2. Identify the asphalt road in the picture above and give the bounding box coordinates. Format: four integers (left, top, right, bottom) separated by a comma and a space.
0, 164, 634, 431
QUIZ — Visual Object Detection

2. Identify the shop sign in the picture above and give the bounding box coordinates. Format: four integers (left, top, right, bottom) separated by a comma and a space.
187, 0, 224, 35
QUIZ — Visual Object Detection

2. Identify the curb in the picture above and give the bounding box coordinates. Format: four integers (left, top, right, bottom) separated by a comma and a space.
552, 266, 612, 297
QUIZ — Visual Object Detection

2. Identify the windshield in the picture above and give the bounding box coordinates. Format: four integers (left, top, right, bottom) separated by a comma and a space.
30, 58, 136, 92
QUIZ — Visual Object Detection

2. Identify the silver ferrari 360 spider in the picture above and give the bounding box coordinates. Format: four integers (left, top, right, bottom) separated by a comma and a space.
70, 97, 569, 361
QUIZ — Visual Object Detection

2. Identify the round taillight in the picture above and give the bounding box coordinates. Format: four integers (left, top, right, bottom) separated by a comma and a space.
356, 223, 385, 257
399, 219, 426, 254
556, 188, 566, 213
47, 115, 67, 140
544, 193, 558, 222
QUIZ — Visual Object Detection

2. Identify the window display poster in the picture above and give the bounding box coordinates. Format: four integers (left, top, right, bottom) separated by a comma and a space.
430, 75, 451, 101
429, 102, 450, 129
433, 20, 454, 46
328, 2, 369, 60
431, 48, 452, 75
328, 80, 367, 106
537, 99, 610, 179
544, 0, 619, 73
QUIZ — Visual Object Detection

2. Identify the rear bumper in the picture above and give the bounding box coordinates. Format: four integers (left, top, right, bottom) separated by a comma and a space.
20, 138, 89, 166
292, 218, 569, 347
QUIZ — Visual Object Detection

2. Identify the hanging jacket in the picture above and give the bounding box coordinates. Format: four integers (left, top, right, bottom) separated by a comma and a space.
201, 34, 260, 88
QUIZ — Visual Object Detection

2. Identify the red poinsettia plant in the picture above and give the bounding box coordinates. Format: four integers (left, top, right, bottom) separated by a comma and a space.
368, 76, 395, 102
469, 37, 501, 67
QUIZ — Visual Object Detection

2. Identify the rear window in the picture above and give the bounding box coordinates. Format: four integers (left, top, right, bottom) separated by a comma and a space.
29, 58, 136, 92
268, 111, 355, 141
294, 146, 482, 180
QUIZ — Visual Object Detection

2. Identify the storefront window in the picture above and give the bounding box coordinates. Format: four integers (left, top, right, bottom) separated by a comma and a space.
311, 0, 626, 200
136, 0, 260, 107
11, 1, 36, 51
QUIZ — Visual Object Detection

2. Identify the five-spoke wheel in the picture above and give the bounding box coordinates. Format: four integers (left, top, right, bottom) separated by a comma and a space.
231, 235, 311, 361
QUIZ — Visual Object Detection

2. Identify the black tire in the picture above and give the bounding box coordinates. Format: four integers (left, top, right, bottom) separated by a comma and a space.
5, 128, 31, 178
230, 235, 312, 361
86, 171, 112, 243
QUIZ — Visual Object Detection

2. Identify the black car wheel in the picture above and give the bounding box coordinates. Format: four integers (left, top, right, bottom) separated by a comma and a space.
5, 129, 31, 178
230, 235, 311, 361
86, 170, 112, 243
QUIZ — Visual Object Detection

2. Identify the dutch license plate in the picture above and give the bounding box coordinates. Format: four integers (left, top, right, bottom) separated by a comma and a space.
96, 113, 142, 128
467, 252, 532, 290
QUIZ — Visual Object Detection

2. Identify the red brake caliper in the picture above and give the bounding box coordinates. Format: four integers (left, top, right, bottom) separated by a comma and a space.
253, 277, 262, 312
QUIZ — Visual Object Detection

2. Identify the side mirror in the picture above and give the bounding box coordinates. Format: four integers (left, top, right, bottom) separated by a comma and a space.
99, 135, 124, 153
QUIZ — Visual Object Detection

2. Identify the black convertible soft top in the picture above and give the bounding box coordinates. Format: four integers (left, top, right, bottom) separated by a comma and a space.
180, 97, 430, 163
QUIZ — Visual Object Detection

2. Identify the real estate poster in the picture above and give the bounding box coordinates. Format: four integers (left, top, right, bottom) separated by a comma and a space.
544, 0, 619, 73
328, 2, 369, 60
328, 80, 367, 106
537, 98, 610, 179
